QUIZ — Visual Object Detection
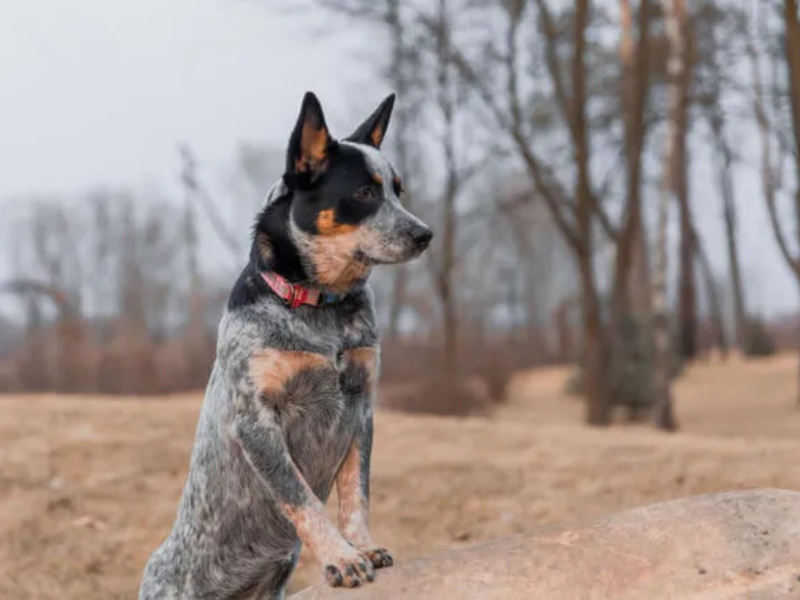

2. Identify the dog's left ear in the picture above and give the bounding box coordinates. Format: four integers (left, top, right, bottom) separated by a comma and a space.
345, 94, 395, 149
286, 92, 333, 182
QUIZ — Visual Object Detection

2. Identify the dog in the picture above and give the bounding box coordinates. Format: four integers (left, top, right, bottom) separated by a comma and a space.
139, 92, 432, 599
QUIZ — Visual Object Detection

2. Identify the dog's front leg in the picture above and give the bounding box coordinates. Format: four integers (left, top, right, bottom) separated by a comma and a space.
336, 347, 393, 570
234, 345, 376, 590
235, 410, 374, 588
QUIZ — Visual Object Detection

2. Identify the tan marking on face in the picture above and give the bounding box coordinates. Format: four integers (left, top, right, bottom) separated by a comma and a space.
249, 349, 330, 396
304, 232, 374, 293
293, 219, 384, 293
372, 172, 383, 185
336, 440, 372, 549
345, 347, 379, 391
316, 209, 359, 236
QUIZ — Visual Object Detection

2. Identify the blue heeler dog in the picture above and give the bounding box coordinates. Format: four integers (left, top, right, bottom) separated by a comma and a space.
139, 92, 432, 599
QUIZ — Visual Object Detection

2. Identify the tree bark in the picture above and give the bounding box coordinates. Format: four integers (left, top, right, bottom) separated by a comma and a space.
785, 0, 800, 172
703, 2, 746, 353
717, 136, 747, 352
608, 0, 654, 419
436, 0, 458, 382
436, 0, 609, 422
694, 228, 728, 359
750, 3, 800, 402
572, 0, 609, 425
674, 1, 696, 362
785, 0, 800, 402
652, 0, 685, 432
695, 0, 749, 352
386, 0, 411, 340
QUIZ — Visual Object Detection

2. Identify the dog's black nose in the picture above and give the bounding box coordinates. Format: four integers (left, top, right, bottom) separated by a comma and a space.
411, 227, 433, 250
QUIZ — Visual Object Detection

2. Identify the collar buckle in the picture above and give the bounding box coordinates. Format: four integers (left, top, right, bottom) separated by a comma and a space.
288, 284, 303, 309
260, 270, 334, 308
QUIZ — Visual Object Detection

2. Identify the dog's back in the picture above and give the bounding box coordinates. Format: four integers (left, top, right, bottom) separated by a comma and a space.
140, 316, 298, 599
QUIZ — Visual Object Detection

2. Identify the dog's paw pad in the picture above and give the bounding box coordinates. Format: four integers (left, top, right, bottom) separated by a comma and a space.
356, 561, 375, 582
366, 548, 394, 569
342, 565, 361, 587
325, 559, 374, 588
325, 565, 344, 587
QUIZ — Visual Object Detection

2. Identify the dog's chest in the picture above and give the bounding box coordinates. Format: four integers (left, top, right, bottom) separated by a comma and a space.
279, 347, 369, 501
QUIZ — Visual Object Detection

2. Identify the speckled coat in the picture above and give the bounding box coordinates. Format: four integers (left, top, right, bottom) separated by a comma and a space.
139, 92, 430, 599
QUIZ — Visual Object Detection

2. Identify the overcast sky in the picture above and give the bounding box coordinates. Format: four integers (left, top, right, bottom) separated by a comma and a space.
1, 0, 798, 316
0, 0, 382, 197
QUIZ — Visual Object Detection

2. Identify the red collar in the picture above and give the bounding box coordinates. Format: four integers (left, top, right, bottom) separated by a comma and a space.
260, 271, 341, 309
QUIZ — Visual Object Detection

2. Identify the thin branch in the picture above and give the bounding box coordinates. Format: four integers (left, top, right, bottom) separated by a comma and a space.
432, 16, 582, 252
180, 145, 243, 260
533, 0, 574, 137
747, 21, 800, 275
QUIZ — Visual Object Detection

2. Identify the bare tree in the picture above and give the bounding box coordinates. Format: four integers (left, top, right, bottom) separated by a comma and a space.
384, 0, 418, 339
441, 0, 611, 423
607, 0, 654, 419
699, 3, 748, 352
437, 0, 682, 424
673, 0, 698, 362
785, 0, 800, 165
422, 0, 487, 381
652, 0, 685, 431
750, 1, 800, 402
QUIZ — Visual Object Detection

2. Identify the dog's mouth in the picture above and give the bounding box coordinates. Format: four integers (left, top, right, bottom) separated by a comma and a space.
354, 250, 391, 266
355, 244, 430, 267
352, 226, 433, 266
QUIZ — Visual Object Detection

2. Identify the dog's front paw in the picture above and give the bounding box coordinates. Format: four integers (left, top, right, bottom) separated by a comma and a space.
323, 549, 375, 588
365, 547, 393, 569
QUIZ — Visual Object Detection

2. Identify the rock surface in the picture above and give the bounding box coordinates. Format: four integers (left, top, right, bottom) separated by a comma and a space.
291, 489, 800, 599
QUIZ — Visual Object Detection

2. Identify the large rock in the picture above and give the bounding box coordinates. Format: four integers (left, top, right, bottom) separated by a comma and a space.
292, 489, 800, 599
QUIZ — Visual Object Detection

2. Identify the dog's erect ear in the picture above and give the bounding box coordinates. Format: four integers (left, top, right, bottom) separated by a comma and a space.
345, 94, 395, 149
286, 92, 332, 181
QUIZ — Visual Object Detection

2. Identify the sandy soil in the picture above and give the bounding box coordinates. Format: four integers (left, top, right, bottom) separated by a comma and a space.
2, 354, 800, 598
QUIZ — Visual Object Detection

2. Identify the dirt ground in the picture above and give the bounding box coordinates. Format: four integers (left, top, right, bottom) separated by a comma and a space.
2, 354, 800, 599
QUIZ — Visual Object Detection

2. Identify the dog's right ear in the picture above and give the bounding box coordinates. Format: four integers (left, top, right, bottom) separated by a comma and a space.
285, 92, 332, 184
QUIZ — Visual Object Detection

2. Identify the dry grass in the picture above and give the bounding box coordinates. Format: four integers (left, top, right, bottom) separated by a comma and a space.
2, 354, 800, 598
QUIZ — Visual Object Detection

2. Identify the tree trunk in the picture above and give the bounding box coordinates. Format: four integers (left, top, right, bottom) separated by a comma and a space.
571, 0, 608, 425
751, 2, 800, 403
717, 144, 747, 352
580, 250, 609, 425
704, 5, 747, 353
652, 0, 685, 432
785, 0, 800, 170
785, 0, 800, 403
674, 1, 696, 362
694, 231, 728, 359
386, 0, 411, 340
436, 0, 458, 382
677, 186, 697, 361
652, 189, 677, 430
608, 0, 653, 420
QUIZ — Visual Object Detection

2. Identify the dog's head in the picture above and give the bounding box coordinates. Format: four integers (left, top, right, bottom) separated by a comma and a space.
254, 92, 432, 294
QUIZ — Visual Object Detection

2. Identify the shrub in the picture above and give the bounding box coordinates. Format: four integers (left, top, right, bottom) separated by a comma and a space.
742, 316, 777, 357
381, 374, 489, 416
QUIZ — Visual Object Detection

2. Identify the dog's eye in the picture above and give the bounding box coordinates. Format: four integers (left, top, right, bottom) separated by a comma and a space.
353, 186, 378, 202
